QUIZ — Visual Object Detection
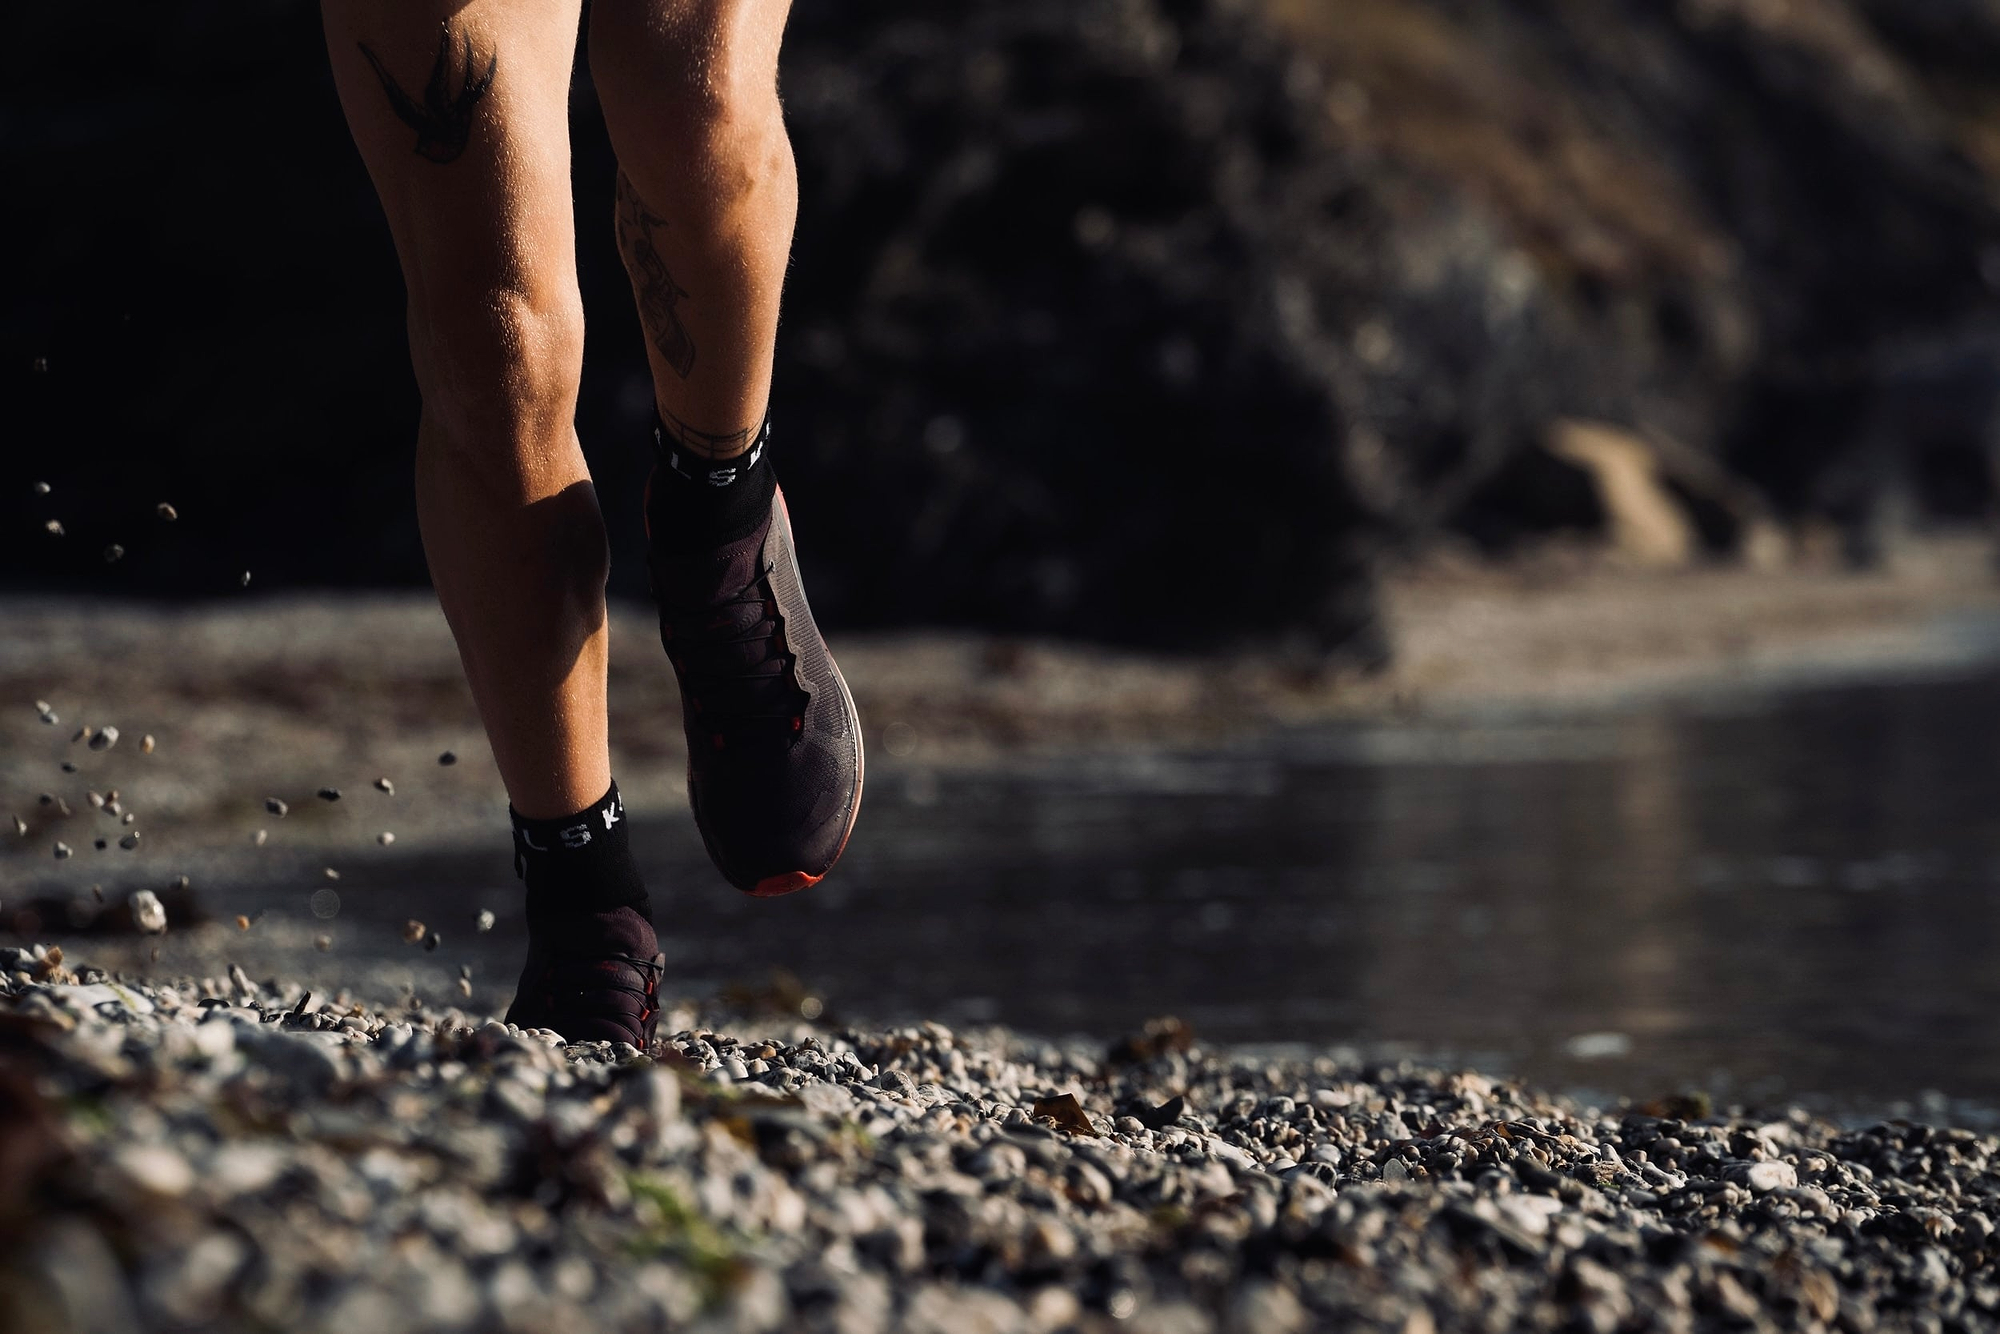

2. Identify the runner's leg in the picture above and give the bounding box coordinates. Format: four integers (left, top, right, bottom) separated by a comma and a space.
325, 2, 662, 1043
589, 0, 864, 896
323, 0, 607, 821
588, 0, 796, 458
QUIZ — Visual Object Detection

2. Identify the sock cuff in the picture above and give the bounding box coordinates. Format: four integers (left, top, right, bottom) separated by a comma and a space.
510, 781, 629, 865
648, 416, 778, 554
653, 416, 770, 490
511, 782, 651, 921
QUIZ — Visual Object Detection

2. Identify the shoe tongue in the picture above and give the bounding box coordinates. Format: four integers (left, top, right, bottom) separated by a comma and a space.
530, 905, 658, 960
651, 512, 771, 610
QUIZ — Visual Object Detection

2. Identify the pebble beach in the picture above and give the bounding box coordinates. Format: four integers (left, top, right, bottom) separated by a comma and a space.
1, 943, 1994, 1333
8, 567, 2000, 1332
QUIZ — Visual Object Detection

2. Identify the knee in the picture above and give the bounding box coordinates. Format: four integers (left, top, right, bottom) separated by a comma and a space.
650, 1, 781, 129
602, 1, 790, 191
408, 285, 586, 460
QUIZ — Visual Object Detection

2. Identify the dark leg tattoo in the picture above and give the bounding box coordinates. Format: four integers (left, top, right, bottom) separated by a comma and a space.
358, 25, 497, 165
614, 170, 698, 380
658, 400, 761, 460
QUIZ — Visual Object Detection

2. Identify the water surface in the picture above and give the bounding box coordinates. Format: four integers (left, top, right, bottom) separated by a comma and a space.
213, 669, 2000, 1119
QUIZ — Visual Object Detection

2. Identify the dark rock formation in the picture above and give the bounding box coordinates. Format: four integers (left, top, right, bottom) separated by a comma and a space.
6, 0, 2000, 653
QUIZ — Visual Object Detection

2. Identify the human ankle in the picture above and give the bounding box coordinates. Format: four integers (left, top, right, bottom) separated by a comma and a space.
511, 781, 654, 927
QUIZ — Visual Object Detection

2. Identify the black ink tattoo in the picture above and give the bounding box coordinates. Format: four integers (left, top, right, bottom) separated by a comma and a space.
658, 400, 759, 460
614, 170, 698, 380
358, 25, 496, 165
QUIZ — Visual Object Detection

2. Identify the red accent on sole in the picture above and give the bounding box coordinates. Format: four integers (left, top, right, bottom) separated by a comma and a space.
750, 870, 821, 897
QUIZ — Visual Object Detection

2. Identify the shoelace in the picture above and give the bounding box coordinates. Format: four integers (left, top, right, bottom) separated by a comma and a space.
533, 951, 664, 1023
662, 565, 809, 739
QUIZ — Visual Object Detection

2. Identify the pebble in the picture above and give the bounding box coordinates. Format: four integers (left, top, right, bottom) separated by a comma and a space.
317, 788, 340, 802
437, 751, 457, 766
103, 544, 124, 564
377, 831, 395, 846
156, 503, 178, 521
401, 920, 426, 945
264, 798, 288, 818
33, 481, 51, 495
374, 777, 395, 795
45, 520, 64, 536
35, 700, 57, 725
475, 910, 495, 933
141, 735, 155, 754
130, 890, 167, 934
118, 832, 140, 850
252, 830, 268, 847
89, 725, 119, 752
53, 841, 72, 860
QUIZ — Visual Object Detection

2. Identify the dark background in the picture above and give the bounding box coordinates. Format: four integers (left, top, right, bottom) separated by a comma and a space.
8, 0, 2000, 654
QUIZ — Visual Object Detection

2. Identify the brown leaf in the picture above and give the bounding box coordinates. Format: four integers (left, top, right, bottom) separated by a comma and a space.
1032, 1093, 1099, 1137
1106, 1016, 1195, 1065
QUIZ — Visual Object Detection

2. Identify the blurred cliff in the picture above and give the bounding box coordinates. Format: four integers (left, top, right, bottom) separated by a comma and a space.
6, 0, 2000, 656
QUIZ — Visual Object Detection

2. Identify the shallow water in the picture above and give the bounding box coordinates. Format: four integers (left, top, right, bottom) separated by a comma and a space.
194, 667, 2000, 1118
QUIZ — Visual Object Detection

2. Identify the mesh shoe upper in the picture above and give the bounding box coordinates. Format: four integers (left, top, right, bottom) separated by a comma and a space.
503, 906, 663, 1047
648, 485, 863, 894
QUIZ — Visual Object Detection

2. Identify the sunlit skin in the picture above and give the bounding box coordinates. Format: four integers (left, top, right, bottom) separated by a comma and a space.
322, 0, 796, 818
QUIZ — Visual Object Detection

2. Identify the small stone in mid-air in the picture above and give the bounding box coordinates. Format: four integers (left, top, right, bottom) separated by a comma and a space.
131, 889, 167, 934
423, 930, 441, 953
103, 545, 124, 564
377, 831, 396, 846
34, 701, 56, 725
401, 919, 426, 945
54, 841, 73, 860
324, 867, 341, 881
476, 909, 495, 933
240, 571, 252, 588
89, 726, 119, 752
317, 788, 341, 802
314, 934, 332, 952
265, 798, 289, 818
118, 832, 140, 850
141, 735, 155, 754
252, 829, 268, 847
156, 503, 178, 521
32, 481, 50, 495
235, 915, 251, 931
10, 816, 25, 837
44, 520, 64, 537
374, 777, 395, 795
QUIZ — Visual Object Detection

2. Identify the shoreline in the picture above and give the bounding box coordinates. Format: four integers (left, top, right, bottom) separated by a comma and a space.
3, 538, 1997, 857
2, 944, 1992, 1333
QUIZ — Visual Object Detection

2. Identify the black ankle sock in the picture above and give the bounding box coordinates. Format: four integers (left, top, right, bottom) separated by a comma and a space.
648, 416, 777, 554
511, 782, 653, 925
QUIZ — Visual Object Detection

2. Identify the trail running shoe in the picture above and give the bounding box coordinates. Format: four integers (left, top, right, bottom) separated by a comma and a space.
647, 484, 864, 896
504, 910, 665, 1047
